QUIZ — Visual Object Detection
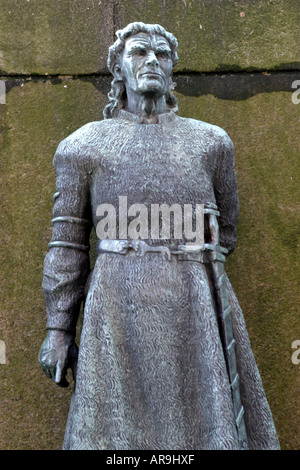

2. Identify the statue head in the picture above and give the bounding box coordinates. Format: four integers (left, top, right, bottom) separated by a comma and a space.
103, 22, 179, 119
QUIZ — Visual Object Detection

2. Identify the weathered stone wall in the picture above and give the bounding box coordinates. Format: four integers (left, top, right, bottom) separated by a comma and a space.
0, 0, 299, 450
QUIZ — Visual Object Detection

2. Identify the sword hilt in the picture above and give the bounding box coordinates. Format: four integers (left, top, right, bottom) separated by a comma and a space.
204, 202, 220, 245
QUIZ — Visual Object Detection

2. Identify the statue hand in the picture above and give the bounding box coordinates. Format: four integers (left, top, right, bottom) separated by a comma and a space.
38, 329, 78, 387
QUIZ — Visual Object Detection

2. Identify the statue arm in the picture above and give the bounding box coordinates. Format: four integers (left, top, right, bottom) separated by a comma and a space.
39, 141, 92, 386
213, 131, 239, 254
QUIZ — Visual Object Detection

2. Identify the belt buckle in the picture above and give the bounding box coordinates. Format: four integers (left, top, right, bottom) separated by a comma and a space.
177, 244, 205, 262
130, 240, 172, 260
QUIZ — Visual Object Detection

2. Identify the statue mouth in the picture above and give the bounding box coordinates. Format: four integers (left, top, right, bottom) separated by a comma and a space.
141, 71, 163, 78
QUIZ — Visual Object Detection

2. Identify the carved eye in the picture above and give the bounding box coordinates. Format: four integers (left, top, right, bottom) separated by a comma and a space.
134, 48, 147, 56
156, 50, 171, 59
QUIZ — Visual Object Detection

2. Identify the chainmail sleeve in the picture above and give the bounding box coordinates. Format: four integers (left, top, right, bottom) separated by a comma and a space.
42, 140, 92, 333
213, 131, 239, 254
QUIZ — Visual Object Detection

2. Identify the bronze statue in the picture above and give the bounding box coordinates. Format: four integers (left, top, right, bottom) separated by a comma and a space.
39, 22, 280, 450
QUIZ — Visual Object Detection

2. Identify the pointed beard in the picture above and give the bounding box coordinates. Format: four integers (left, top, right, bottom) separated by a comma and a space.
141, 98, 156, 116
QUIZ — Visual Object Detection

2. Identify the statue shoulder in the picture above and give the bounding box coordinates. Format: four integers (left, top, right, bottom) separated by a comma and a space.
177, 115, 234, 150
53, 120, 109, 167
209, 123, 234, 152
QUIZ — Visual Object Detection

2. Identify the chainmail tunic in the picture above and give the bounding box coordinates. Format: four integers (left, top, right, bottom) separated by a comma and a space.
42, 110, 280, 450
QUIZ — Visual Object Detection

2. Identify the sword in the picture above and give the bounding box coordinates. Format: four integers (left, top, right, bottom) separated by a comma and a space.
205, 202, 249, 450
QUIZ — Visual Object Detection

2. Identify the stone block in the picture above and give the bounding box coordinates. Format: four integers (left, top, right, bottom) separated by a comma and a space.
0, 0, 114, 75
115, 0, 300, 72
1, 0, 299, 75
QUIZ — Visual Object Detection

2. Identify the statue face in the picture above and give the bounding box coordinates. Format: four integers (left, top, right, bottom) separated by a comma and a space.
119, 32, 173, 97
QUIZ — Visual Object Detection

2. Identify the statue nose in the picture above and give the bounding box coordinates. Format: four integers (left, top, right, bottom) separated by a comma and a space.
145, 51, 159, 66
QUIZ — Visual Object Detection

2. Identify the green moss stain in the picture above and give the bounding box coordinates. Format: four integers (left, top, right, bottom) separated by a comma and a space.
0, 78, 108, 449
177, 88, 300, 449
0, 0, 114, 75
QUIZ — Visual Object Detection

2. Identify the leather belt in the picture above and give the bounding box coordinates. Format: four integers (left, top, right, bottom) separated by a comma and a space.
97, 239, 228, 264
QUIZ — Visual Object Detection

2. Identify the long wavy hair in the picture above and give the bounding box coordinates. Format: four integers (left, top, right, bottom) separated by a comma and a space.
103, 22, 179, 119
